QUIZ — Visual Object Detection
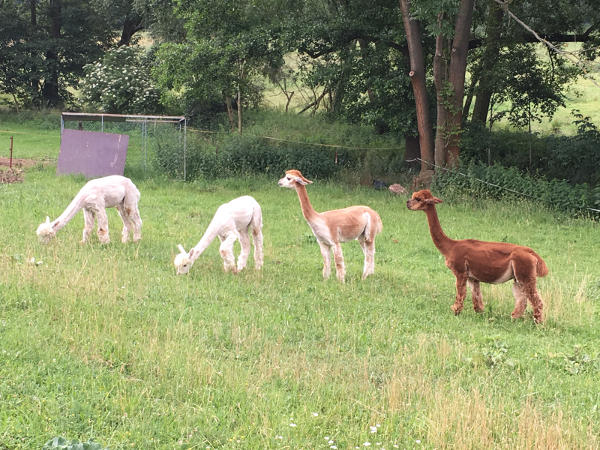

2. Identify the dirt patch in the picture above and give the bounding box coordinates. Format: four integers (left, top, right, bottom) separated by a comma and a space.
0, 167, 24, 183
0, 157, 50, 183
0, 157, 43, 169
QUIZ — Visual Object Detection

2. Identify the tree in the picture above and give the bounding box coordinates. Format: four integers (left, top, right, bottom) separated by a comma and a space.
0, 0, 117, 107
153, 0, 292, 130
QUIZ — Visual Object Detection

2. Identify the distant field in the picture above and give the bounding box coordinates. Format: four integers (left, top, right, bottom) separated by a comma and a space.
1, 114, 599, 447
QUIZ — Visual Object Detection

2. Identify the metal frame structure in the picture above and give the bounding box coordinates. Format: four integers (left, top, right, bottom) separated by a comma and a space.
61, 112, 188, 179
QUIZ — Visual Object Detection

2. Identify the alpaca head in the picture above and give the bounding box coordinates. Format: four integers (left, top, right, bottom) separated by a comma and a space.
406, 189, 442, 211
278, 169, 313, 189
36, 216, 57, 243
174, 244, 194, 275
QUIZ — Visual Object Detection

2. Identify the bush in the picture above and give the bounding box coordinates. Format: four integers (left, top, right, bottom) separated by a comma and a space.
152, 131, 362, 181
80, 46, 160, 114
461, 113, 600, 187
432, 160, 599, 218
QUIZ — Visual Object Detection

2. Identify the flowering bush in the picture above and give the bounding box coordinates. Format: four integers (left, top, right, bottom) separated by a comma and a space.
80, 46, 160, 114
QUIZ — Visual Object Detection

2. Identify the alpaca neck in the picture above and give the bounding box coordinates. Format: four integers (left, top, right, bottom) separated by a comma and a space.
190, 221, 221, 262
294, 184, 319, 222
52, 193, 84, 231
424, 206, 454, 255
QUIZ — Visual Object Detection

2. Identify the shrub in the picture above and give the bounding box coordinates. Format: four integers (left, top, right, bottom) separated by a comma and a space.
432, 160, 599, 218
152, 132, 362, 181
80, 46, 160, 114
461, 113, 600, 187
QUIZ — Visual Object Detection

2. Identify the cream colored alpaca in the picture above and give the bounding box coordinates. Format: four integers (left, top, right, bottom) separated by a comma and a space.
174, 195, 263, 275
278, 169, 382, 282
407, 189, 548, 323
36, 175, 142, 244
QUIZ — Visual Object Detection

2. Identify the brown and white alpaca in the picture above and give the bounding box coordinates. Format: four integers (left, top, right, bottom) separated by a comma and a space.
174, 195, 263, 275
407, 189, 548, 322
278, 169, 382, 282
36, 175, 142, 244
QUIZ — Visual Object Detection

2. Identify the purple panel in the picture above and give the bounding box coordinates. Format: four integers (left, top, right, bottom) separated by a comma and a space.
57, 129, 129, 177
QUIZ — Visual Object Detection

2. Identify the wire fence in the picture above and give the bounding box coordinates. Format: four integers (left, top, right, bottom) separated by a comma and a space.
407, 157, 600, 215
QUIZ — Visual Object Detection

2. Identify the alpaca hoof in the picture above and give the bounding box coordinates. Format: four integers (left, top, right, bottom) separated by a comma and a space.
450, 304, 462, 315
511, 311, 523, 319
474, 306, 484, 313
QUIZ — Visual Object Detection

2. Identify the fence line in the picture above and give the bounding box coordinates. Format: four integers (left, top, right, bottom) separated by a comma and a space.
406, 157, 600, 214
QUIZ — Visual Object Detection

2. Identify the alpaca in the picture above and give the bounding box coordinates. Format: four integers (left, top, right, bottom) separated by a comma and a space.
36, 175, 142, 244
406, 189, 548, 323
174, 195, 263, 275
278, 169, 382, 283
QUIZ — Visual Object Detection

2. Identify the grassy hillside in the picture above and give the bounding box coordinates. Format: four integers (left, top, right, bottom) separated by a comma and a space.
1, 157, 599, 448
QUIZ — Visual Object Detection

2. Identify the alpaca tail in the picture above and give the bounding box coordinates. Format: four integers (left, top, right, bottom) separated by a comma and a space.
375, 213, 383, 234
534, 252, 549, 277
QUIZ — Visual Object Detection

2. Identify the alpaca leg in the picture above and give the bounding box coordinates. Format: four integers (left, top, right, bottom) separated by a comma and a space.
468, 279, 484, 312
236, 230, 251, 272
524, 282, 544, 323
332, 243, 346, 283
451, 275, 467, 315
116, 205, 131, 243
123, 193, 142, 242
359, 238, 376, 279
318, 241, 332, 279
252, 226, 264, 270
95, 208, 110, 244
82, 209, 94, 243
511, 282, 528, 319
219, 233, 238, 273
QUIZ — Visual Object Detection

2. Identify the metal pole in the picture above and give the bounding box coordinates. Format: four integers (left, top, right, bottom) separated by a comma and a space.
9, 136, 13, 169
183, 118, 187, 181
143, 119, 147, 174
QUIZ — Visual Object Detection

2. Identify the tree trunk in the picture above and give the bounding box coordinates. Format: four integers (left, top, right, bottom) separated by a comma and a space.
225, 96, 235, 132
29, 0, 37, 26
42, 0, 62, 107
399, 0, 434, 174
433, 0, 475, 168
433, 27, 450, 169
445, 0, 475, 167
471, 2, 504, 125
118, 13, 144, 47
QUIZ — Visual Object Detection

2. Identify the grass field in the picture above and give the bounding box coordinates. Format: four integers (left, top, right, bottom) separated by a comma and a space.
1, 110, 600, 448
1, 150, 600, 449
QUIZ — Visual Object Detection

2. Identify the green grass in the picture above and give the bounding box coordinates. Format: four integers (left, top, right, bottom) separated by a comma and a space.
1, 162, 599, 448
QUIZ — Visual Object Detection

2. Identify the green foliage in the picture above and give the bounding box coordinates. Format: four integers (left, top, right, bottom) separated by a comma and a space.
461, 112, 600, 186
43, 437, 106, 450
80, 46, 160, 114
432, 160, 599, 218
151, 110, 404, 180
0, 0, 117, 107
153, 131, 358, 180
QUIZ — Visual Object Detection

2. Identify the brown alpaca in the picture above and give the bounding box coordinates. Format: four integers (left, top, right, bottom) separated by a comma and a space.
407, 189, 548, 323
278, 169, 383, 282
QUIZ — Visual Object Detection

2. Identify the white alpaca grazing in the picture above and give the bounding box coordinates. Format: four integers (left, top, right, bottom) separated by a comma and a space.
174, 195, 264, 275
36, 175, 142, 244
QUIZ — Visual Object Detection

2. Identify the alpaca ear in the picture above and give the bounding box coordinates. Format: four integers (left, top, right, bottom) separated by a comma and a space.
46, 216, 50, 224
427, 197, 442, 204
295, 175, 313, 185
188, 248, 195, 258
52, 221, 60, 229
177, 244, 186, 254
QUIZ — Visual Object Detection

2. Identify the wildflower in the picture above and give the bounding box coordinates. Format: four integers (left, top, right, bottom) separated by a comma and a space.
369, 426, 377, 433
